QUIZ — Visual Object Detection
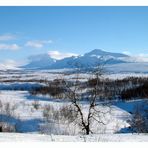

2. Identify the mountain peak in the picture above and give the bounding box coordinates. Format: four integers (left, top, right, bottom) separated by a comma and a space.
22, 49, 131, 70
91, 49, 104, 52
85, 49, 129, 58
85, 49, 105, 55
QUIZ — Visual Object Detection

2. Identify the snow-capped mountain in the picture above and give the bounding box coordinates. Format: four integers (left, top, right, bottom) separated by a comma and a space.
22, 53, 55, 69
84, 49, 128, 58
22, 49, 144, 70
47, 49, 129, 69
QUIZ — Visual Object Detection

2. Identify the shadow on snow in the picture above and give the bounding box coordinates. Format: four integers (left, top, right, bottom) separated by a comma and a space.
0, 114, 43, 133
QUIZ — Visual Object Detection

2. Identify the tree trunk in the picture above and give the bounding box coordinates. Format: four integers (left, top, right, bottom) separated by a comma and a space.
85, 125, 90, 135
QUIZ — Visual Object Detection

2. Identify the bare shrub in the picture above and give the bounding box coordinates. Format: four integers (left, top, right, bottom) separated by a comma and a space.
0, 100, 3, 109
41, 104, 78, 135
0, 101, 18, 132
59, 105, 78, 123
29, 78, 66, 98
43, 104, 77, 124
43, 104, 54, 122
129, 102, 148, 133
32, 101, 40, 110
0, 102, 17, 117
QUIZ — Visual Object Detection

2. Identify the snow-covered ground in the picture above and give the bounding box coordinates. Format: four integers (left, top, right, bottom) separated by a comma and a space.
1, 69, 148, 83
0, 70, 148, 141
0, 90, 144, 135
106, 62, 148, 74
0, 133, 148, 142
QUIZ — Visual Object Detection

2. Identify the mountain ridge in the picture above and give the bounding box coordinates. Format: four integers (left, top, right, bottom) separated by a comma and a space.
20, 49, 143, 70
22, 53, 55, 69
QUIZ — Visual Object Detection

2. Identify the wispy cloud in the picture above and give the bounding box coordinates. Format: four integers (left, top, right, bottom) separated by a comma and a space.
122, 50, 148, 62
48, 50, 78, 60
0, 34, 16, 41
134, 54, 148, 62
0, 59, 20, 69
25, 40, 53, 48
0, 43, 20, 51
122, 51, 131, 55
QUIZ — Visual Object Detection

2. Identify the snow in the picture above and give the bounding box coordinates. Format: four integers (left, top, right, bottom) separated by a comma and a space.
0, 133, 148, 142
103, 73, 148, 80
0, 90, 133, 135
106, 62, 148, 74
21, 49, 129, 70
0, 69, 148, 141
0, 69, 148, 86
21, 49, 148, 70
1, 49, 148, 73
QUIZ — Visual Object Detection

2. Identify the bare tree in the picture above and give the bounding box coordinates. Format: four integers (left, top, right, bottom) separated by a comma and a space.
130, 102, 148, 133
61, 64, 110, 135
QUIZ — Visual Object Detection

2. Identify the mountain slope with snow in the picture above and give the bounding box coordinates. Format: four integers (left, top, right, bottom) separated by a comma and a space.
21, 49, 147, 71
84, 49, 128, 58
22, 54, 55, 69
48, 49, 130, 69
21, 49, 130, 70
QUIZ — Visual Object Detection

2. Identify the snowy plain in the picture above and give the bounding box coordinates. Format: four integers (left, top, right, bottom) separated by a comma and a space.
0, 69, 148, 142
0, 133, 148, 142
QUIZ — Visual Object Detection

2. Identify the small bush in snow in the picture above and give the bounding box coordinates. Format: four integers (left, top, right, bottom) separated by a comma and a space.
130, 102, 148, 133
32, 101, 40, 110
41, 104, 78, 135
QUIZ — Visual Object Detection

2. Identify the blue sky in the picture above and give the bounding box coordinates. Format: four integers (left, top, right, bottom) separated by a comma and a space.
0, 6, 148, 66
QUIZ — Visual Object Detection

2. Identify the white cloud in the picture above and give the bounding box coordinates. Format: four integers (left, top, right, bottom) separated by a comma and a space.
122, 51, 131, 55
25, 40, 53, 48
0, 43, 20, 51
48, 50, 78, 60
122, 50, 148, 62
134, 54, 148, 62
0, 59, 20, 70
0, 34, 16, 41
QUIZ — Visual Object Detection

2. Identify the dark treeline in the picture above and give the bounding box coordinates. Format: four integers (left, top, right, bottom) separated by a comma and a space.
121, 82, 148, 100
30, 79, 67, 98
88, 76, 148, 100
30, 76, 148, 101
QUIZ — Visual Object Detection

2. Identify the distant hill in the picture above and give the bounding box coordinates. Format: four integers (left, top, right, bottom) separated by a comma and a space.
21, 49, 147, 72
21, 53, 55, 69
22, 49, 131, 69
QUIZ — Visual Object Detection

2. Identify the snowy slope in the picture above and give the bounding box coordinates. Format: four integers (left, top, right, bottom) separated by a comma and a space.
20, 49, 148, 71
48, 49, 129, 69
22, 54, 55, 69
5, 49, 147, 71
2, 90, 148, 136
22, 49, 131, 70
84, 49, 128, 58
106, 62, 148, 73
0, 91, 131, 134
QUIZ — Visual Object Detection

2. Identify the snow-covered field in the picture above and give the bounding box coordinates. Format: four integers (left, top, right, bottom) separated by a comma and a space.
0, 69, 148, 141
0, 91, 131, 134
0, 133, 148, 142
1, 69, 148, 82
